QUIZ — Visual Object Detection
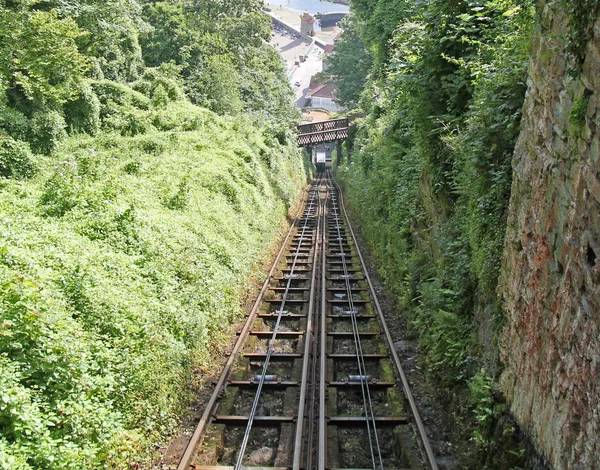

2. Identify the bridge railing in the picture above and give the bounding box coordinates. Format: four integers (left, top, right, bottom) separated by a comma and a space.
297, 128, 349, 146
297, 118, 348, 136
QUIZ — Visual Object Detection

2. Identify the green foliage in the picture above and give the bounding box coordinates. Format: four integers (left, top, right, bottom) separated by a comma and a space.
164, 177, 190, 210
0, 0, 298, 155
0, 107, 29, 142
326, 16, 373, 108
340, 0, 534, 375
0, 105, 305, 467
92, 80, 150, 111
0, 0, 303, 467
139, 0, 295, 122
562, 0, 600, 66
0, 271, 122, 469
468, 368, 495, 446
0, 136, 35, 179
29, 110, 68, 155
0, 6, 90, 106
89, 80, 153, 136
351, 0, 411, 65
191, 54, 243, 115
569, 95, 589, 135
140, 1, 193, 67
49, 0, 148, 82
336, 0, 535, 463
64, 84, 101, 135
132, 64, 185, 103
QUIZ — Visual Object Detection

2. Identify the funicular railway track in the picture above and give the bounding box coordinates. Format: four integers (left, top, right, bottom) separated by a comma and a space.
177, 173, 438, 470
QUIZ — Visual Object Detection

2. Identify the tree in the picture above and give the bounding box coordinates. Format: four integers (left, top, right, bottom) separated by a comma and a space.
326, 16, 373, 108
0, 7, 89, 106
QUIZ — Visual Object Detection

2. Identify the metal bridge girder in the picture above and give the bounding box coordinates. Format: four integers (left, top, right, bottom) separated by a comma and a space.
297, 118, 348, 134
297, 118, 349, 147
297, 128, 349, 147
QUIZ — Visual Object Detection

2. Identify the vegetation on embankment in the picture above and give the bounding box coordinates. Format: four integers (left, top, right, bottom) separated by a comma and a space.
1, 0, 305, 468
329, 0, 536, 465
0, 108, 304, 468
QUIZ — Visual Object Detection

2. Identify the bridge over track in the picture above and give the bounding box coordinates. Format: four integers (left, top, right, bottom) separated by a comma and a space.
297, 118, 349, 147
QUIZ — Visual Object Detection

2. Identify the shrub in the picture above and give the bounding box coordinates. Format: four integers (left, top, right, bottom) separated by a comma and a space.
91, 80, 150, 111
164, 177, 190, 210
64, 84, 101, 135
39, 163, 81, 217
132, 65, 186, 103
29, 110, 67, 154
0, 136, 35, 179
136, 136, 165, 155
187, 55, 243, 115
152, 84, 169, 108
0, 270, 122, 469
0, 107, 29, 141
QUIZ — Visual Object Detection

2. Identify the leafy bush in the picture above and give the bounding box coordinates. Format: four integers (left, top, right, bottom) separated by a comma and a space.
90, 81, 154, 136
338, 0, 534, 376
149, 101, 211, 132
64, 84, 101, 135
0, 269, 123, 469
0, 8, 89, 106
468, 368, 495, 446
151, 84, 169, 108
91, 80, 151, 111
0, 136, 35, 179
0, 107, 29, 141
189, 55, 243, 115
132, 64, 185, 103
29, 110, 68, 155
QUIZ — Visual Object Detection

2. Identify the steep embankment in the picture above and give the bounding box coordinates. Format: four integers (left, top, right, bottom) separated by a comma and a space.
1, 1, 307, 468
331, 0, 599, 467
500, 3, 599, 468
0, 98, 305, 469
330, 0, 534, 465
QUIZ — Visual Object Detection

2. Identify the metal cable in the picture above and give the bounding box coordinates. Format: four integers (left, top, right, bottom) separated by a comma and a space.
293, 177, 326, 470
234, 178, 321, 470
327, 172, 385, 470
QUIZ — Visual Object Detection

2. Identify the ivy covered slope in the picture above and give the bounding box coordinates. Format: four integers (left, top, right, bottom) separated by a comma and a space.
330, 0, 535, 465
0, 0, 305, 468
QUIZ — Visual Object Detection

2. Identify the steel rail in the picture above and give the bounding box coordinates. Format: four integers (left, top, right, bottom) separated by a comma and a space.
305, 179, 328, 470
318, 180, 329, 470
235, 178, 321, 470
331, 176, 440, 470
176, 181, 316, 470
327, 175, 384, 470
292, 177, 325, 470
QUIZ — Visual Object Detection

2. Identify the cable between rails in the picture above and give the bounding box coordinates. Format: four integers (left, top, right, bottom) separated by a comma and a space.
234, 177, 322, 470
330, 175, 439, 470
326, 172, 384, 470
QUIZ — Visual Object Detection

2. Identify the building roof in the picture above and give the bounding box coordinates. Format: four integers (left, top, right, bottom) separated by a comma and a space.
307, 83, 337, 99
323, 44, 335, 54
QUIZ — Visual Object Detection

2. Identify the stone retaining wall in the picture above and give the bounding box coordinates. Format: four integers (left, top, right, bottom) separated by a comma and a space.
500, 3, 600, 469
